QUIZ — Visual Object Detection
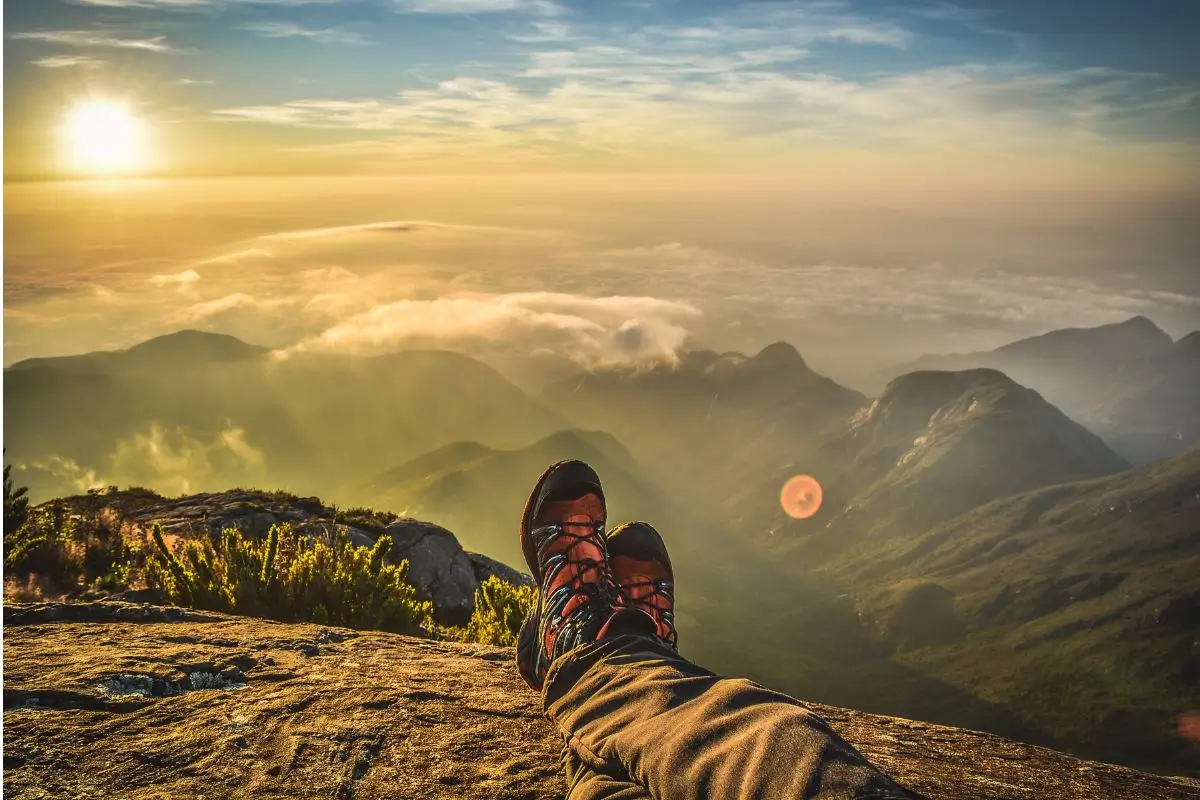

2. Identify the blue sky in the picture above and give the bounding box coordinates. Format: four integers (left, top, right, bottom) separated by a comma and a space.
4, 0, 1199, 177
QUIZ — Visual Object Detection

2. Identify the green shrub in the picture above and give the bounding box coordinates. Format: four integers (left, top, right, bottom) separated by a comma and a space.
147, 522, 432, 635
4, 457, 30, 536
447, 576, 537, 647
4, 503, 136, 594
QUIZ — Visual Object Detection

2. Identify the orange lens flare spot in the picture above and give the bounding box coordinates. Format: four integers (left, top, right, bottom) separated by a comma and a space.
1179, 711, 1200, 745
781, 474, 823, 520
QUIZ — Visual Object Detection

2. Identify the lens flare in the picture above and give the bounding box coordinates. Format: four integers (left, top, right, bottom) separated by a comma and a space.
781, 474, 823, 520
1179, 711, 1200, 745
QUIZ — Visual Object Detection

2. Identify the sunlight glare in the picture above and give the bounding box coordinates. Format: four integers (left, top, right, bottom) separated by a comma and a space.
781, 474, 824, 520
61, 99, 149, 175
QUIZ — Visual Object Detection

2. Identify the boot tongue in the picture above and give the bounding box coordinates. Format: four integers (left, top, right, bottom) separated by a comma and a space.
536, 494, 605, 529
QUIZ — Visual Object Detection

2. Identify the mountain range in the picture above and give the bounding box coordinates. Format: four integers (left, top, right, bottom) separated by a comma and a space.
5, 322, 1199, 774
875, 316, 1200, 464
4, 330, 561, 500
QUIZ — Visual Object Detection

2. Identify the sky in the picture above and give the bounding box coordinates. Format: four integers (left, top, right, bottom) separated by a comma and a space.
3, 1, 1199, 382
4, 0, 1199, 179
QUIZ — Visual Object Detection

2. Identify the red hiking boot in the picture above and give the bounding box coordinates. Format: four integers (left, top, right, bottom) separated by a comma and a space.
607, 522, 678, 649
516, 460, 625, 690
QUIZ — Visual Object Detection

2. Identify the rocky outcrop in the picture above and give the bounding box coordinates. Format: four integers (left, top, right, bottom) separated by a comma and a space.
383, 519, 480, 626
46, 488, 527, 625
4, 603, 1197, 800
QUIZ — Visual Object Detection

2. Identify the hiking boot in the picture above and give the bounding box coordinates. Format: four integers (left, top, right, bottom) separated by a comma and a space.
516, 460, 626, 690
607, 522, 677, 649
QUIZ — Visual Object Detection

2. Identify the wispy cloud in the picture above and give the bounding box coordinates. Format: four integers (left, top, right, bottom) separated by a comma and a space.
68, 0, 213, 6
32, 456, 106, 493
211, 58, 1199, 165
70, 0, 339, 7
191, 247, 272, 266
150, 269, 201, 288
177, 77, 215, 85
508, 19, 575, 43
172, 293, 293, 322
108, 423, 267, 497
241, 22, 370, 45
392, 0, 563, 14
30, 54, 106, 68
12, 30, 175, 53
253, 219, 517, 240
196, 0, 1195, 167
285, 291, 701, 368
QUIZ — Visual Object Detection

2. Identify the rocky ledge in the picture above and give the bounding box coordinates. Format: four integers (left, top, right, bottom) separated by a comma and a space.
4, 602, 1198, 800
46, 488, 532, 624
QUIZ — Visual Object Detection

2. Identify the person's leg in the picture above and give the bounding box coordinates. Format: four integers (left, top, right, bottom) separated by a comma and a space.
544, 633, 914, 800
561, 747, 652, 800
513, 464, 912, 800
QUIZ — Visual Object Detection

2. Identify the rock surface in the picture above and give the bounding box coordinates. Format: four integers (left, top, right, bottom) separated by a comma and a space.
383, 519, 481, 625
42, 489, 528, 625
4, 602, 1198, 800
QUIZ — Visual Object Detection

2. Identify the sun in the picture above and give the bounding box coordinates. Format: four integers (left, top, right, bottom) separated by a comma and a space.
61, 99, 150, 175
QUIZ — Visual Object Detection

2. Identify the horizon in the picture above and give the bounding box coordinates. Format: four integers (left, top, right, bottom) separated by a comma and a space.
5, 310, 1194, 368
5, 172, 1199, 381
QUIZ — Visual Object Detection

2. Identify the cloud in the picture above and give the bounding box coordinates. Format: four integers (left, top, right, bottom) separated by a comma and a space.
208, 40, 1197, 168
285, 291, 701, 368
32, 456, 106, 493
193, 0, 1195, 170
509, 19, 575, 43
31, 55, 106, 68
392, 0, 563, 14
253, 219, 521, 240
150, 269, 201, 288
218, 427, 265, 468
191, 248, 273, 266
172, 293, 293, 322
177, 77, 215, 85
12, 30, 175, 53
109, 423, 267, 496
70, 0, 339, 6
241, 22, 370, 45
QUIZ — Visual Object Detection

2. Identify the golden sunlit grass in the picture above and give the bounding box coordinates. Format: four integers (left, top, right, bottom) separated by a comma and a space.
60, 99, 150, 176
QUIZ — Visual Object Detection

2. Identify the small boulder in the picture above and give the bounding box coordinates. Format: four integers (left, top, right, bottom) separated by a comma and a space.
383, 520, 479, 626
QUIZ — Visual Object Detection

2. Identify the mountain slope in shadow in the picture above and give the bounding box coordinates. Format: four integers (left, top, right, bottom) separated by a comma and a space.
825, 446, 1200, 771
875, 317, 1199, 463
4, 330, 563, 501
543, 342, 869, 491
746, 368, 1129, 558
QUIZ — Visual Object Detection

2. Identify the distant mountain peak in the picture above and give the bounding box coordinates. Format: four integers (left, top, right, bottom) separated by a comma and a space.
877, 367, 1016, 408
6, 329, 269, 374
994, 315, 1173, 360
749, 341, 807, 370
125, 329, 268, 362
129, 328, 248, 347
1116, 314, 1165, 333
